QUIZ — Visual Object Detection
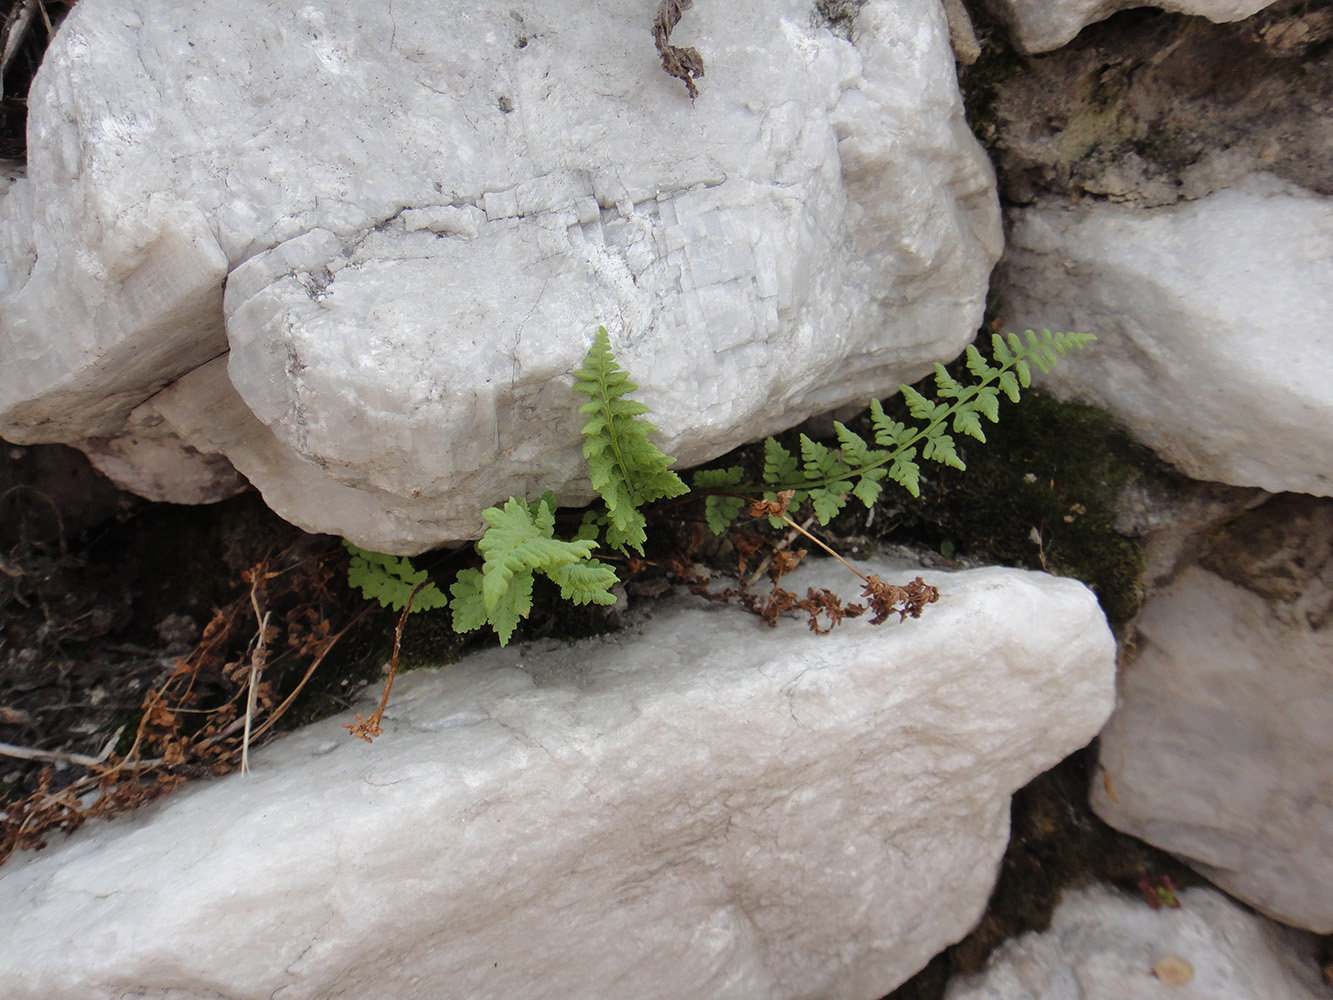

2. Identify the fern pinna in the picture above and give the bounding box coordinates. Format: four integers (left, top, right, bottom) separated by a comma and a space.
449, 493, 618, 646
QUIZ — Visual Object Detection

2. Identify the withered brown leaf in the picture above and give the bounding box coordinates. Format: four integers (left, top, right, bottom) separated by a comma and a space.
653, 0, 705, 99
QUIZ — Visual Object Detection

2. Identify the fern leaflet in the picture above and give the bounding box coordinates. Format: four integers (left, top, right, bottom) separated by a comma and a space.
345, 544, 449, 612
450, 492, 617, 645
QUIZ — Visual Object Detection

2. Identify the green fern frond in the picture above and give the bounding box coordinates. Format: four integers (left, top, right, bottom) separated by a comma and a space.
344, 543, 449, 612
548, 560, 620, 606
696, 330, 1094, 530
450, 567, 529, 646
692, 466, 746, 534
574, 326, 687, 554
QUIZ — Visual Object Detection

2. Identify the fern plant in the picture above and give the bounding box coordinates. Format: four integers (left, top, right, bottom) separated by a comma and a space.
346, 326, 1094, 646
345, 546, 449, 612
345, 326, 682, 646
340, 325, 1092, 739
693, 330, 1096, 532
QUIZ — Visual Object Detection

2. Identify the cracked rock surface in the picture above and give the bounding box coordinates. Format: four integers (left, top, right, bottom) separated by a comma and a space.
0, 558, 1114, 999
0, 0, 1001, 551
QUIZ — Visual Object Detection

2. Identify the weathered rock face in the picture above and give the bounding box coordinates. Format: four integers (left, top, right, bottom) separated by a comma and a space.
978, 3, 1333, 498
944, 885, 1330, 1000
994, 174, 1333, 496
1111, 477, 1265, 595
0, 0, 1001, 551
1093, 496, 1333, 932
978, 4, 1333, 207
981, 0, 1286, 53
0, 558, 1115, 1000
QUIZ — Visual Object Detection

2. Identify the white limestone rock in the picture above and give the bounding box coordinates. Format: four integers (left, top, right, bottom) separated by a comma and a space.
944, 884, 1329, 1000
995, 175, 1333, 497
0, 0, 1001, 553
982, 0, 1281, 53
0, 558, 1115, 1000
1092, 496, 1333, 932
142, 356, 480, 545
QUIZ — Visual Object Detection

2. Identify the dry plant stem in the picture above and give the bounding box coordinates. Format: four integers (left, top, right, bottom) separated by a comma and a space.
130, 605, 366, 763
240, 611, 269, 775
0, 733, 114, 768
240, 567, 270, 774
344, 580, 429, 743
775, 513, 872, 583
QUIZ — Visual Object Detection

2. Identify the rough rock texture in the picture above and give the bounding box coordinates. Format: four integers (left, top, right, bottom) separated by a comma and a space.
944, 885, 1329, 1000
995, 174, 1333, 496
1111, 477, 1265, 594
1093, 496, 1333, 932
0, 0, 1001, 552
0, 559, 1115, 1000
982, 0, 1284, 53
979, 3, 1333, 207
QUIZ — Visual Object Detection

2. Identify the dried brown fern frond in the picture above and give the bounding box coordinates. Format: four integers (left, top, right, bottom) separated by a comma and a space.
654, 0, 705, 99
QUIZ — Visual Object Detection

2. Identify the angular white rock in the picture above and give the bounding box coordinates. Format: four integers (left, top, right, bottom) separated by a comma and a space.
1093, 560, 1333, 931
995, 175, 1333, 497
944, 885, 1329, 1000
982, 0, 1281, 53
0, 560, 1115, 1000
0, 0, 1001, 552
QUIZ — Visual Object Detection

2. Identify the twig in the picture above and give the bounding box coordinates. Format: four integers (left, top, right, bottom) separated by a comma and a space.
749, 493, 874, 585
244, 606, 370, 743
775, 513, 873, 583
0, 740, 103, 768
240, 611, 269, 775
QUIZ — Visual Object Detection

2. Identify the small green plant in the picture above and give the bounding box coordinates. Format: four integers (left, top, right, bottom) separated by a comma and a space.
343, 325, 1093, 736
344, 326, 691, 648
448, 493, 619, 646
345, 546, 449, 612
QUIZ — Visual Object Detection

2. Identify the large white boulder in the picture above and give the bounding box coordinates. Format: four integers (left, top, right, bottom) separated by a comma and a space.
0, 558, 1115, 999
0, 0, 1000, 552
995, 175, 1333, 497
1092, 497, 1333, 932
981, 0, 1281, 53
944, 884, 1329, 1000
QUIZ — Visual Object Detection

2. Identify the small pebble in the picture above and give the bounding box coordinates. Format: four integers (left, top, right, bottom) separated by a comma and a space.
1153, 954, 1194, 986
